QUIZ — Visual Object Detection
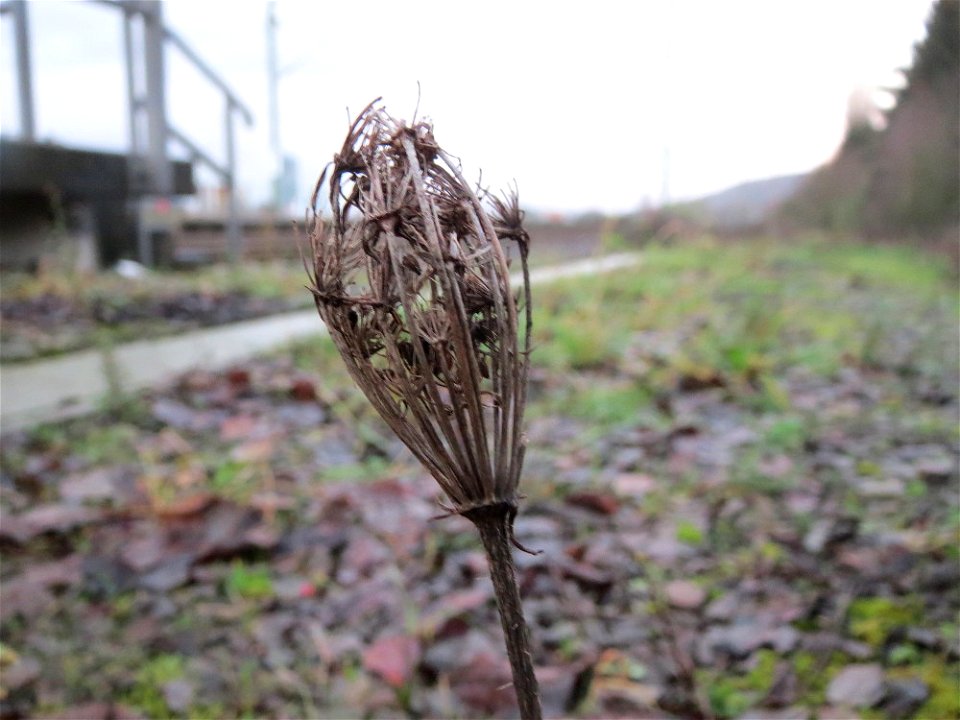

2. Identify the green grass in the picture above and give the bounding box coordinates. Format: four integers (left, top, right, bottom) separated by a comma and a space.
2, 260, 311, 304
848, 596, 924, 647
125, 653, 187, 718
531, 236, 956, 412
224, 561, 274, 601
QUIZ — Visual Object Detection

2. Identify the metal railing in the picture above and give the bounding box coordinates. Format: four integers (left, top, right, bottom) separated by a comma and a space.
0, 0, 254, 263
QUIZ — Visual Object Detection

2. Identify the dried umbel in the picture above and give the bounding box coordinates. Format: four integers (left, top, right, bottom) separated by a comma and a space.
307, 101, 532, 514
306, 100, 541, 718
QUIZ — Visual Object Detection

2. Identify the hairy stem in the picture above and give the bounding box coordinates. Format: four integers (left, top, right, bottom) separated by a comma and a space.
464, 501, 542, 720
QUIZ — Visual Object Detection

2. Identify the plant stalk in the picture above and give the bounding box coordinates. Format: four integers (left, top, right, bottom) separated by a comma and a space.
464, 501, 542, 720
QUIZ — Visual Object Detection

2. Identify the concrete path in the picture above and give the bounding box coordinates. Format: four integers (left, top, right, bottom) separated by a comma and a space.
0, 252, 642, 432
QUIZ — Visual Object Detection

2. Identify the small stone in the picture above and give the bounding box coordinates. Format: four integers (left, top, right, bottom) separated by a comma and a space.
758, 454, 794, 479
423, 630, 499, 675
665, 580, 706, 610
513, 515, 562, 539
538, 664, 591, 717
273, 576, 310, 602
705, 592, 741, 621
905, 627, 942, 651
59, 468, 118, 503
765, 625, 800, 653
916, 457, 953, 484
881, 678, 929, 720
840, 639, 874, 660
162, 679, 195, 714
610, 447, 646, 471
858, 478, 905, 498
825, 663, 885, 708
803, 517, 858, 554
3, 656, 41, 690
82, 555, 135, 598
698, 624, 764, 662
152, 398, 212, 431
139, 553, 193, 593
803, 519, 832, 554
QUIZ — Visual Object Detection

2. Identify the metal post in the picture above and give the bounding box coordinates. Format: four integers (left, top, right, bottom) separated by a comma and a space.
122, 9, 140, 154
266, 1, 284, 211
266, 1, 280, 157
141, 1, 170, 195
224, 101, 242, 263
11, 0, 35, 141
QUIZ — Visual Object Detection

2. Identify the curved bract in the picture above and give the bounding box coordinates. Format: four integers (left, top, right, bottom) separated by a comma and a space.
306, 100, 532, 514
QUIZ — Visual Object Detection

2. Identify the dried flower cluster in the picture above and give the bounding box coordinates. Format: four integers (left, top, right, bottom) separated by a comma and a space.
306, 100, 532, 518
307, 100, 542, 718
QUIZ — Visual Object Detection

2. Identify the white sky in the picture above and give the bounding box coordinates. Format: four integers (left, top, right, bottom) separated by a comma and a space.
0, 0, 936, 215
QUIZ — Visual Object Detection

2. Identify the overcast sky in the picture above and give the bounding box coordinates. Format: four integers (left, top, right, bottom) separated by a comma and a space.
0, 0, 936, 215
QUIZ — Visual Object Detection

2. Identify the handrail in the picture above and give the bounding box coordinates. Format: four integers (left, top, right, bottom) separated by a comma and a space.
167, 125, 228, 180
1, 0, 253, 264
163, 30, 253, 126
91, 0, 253, 127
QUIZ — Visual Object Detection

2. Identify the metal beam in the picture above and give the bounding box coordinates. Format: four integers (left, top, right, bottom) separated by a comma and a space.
266, 2, 280, 155
167, 125, 228, 179
224, 102, 242, 262
139, 1, 171, 195
122, 10, 139, 153
163, 28, 253, 126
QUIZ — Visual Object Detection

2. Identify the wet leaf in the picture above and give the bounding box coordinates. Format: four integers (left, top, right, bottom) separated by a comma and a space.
362, 634, 420, 688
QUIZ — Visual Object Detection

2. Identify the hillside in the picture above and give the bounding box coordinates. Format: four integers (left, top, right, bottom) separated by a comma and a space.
683, 173, 807, 231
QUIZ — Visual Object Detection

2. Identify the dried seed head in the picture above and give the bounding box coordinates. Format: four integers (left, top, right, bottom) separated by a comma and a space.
307, 100, 532, 514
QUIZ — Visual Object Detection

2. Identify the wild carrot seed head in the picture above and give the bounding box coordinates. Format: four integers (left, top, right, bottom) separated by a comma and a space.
306, 100, 532, 513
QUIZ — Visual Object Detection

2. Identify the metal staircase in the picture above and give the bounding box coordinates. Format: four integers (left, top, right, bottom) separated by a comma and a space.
0, 0, 254, 266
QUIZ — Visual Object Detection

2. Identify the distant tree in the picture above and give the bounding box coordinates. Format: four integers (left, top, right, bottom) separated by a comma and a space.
781, 0, 959, 242
900, 0, 959, 100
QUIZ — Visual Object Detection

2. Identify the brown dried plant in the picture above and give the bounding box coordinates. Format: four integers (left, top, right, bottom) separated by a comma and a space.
306, 100, 541, 719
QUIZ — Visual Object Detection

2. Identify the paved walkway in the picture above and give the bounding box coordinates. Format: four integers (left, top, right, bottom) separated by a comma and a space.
0, 252, 642, 432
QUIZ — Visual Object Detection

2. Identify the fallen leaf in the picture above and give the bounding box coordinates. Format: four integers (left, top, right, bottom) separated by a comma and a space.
220, 414, 257, 441
362, 634, 420, 688
226, 367, 251, 391
2, 504, 102, 542
231, 436, 276, 463
565, 491, 620, 516
290, 378, 317, 402
21, 554, 83, 588
153, 492, 216, 519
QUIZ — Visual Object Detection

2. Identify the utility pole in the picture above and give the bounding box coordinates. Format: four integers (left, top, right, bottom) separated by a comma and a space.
10, 0, 35, 141
266, 1, 282, 208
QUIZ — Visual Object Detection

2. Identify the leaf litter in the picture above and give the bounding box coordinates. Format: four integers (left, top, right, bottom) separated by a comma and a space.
0, 237, 957, 719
